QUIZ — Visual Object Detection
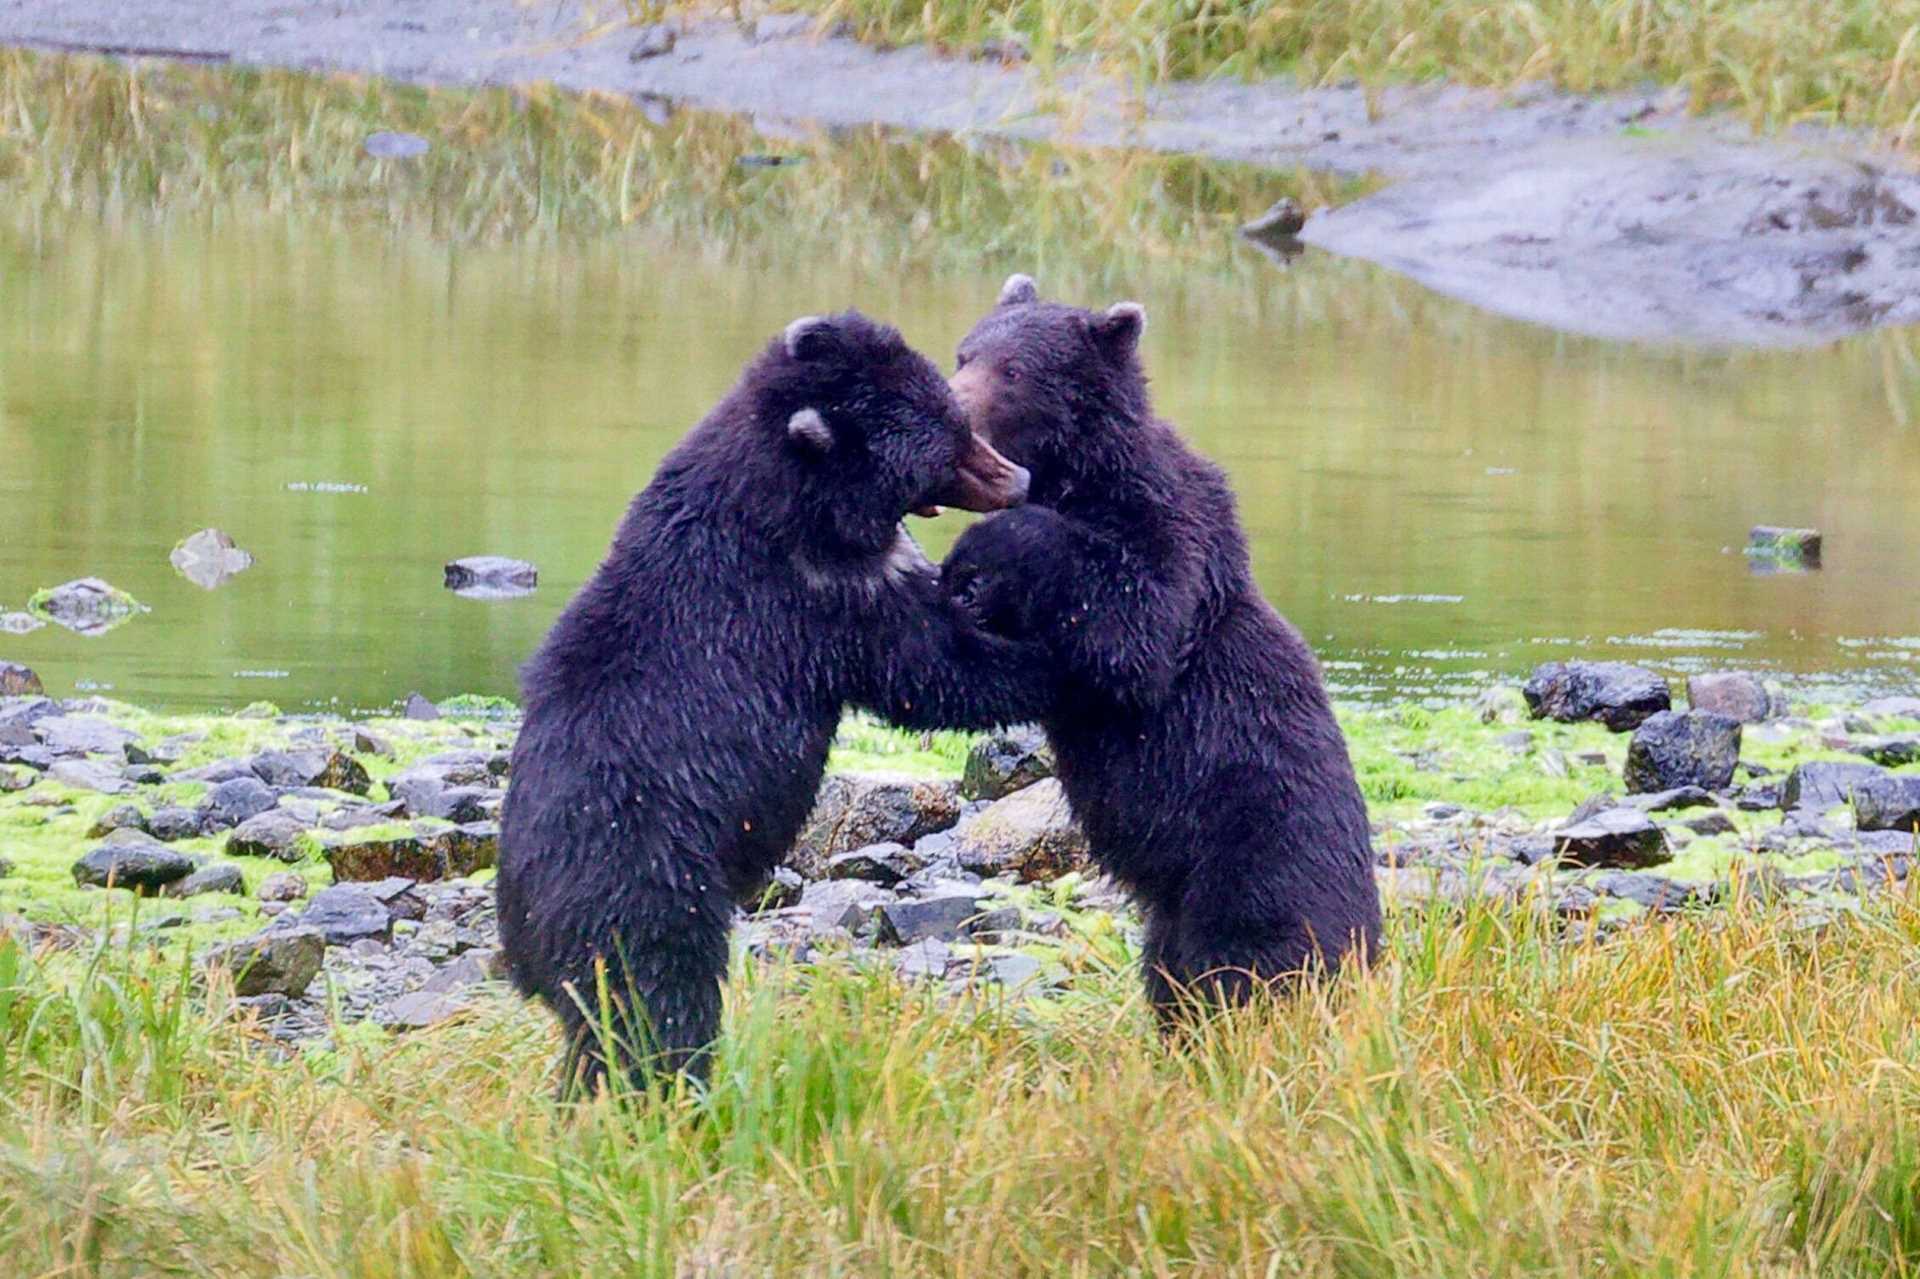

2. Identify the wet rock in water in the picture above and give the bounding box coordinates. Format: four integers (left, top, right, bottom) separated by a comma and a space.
1853, 775, 1920, 833
204, 776, 277, 828
364, 130, 429, 159
1529, 808, 1670, 869
1782, 760, 1889, 812
37, 714, 139, 757
403, 692, 440, 721
1686, 672, 1777, 723
281, 883, 393, 944
960, 725, 1054, 801
791, 773, 962, 878
1850, 737, 1920, 767
443, 556, 539, 600
0, 613, 43, 635
48, 759, 134, 795
251, 749, 372, 796
1624, 711, 1742, 794
168, 528, 254, 589
878, 892, 983, 945
1523, 661, 1671, 731
0, 662, 41, 696
629, 22, 676, 60
29, 577, 145, 636
227, 809, 312, 862
1746, 525, 1821, 565
258, 871, 309, 903
826, 841, 922, 885
72, 830, 196, 891
147, 805, 205, 841
164, 862, 247, 898
86, 804, 149, 839
1243, 196, 1307, 239
798, 879, 894, 936
205, 928, 325, 997
951, 779, 1089, 882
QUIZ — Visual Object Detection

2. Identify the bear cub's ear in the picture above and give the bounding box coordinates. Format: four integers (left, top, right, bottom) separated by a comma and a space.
998, 274, 1040, 307
1089, 301, 1146, 353
786, 408, 834, 453
784, 315, 842, 362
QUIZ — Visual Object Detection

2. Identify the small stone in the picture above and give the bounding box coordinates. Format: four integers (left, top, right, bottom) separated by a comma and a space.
1686, 672, 1776, 723
258, 871, 308, 902
72, 830, 196, 891
896, 937, 952, 981
1242, 196, 1306, 239
0, 613, 43, 635
1680, 810, 1739, 837
86, 804, 148, 838
960, 726, 1054, 801
352, 727, 396, 758
1853, 775, 1920, 833
826, 842, 921, 885
1593, 872, 1707, 912
1746, 525, 1821, 564
950, 779, 1089, 883
1623, 711, 1741, 794
176, 756, 259, 784
1540, 809, 1669, 869
382, 989, 472, 1031
227, 809, 312, 862
147, 805, 205, 841
47, 758, 133, 795
629, 22, 676, 60
251, 749, 373, 795
283, 884, 392, 944
443, 556, 538, 600
39, 715, 140, 757
1494, 731, 1533, 754
0, 662, 41, 696
963, 951, 1045, 989
878, 894, 981, 944
1524, 661, 1671, 731
797, 880, 894, 935
163, 862, 247, 898
1782, 761, 1889, 812
1624, 786, 1716, 812
168, 528, 254, 589
1861, 696, 1920, 721
205, 776, 277, 827
29, 577, 144, 636
204, 927, 324, 997
1471, 685, 1530, 725
403, 693, 440, 721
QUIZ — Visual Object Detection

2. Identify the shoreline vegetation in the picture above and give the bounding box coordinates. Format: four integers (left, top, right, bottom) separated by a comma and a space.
799, 0, 1920, 138
1, 686, 1918, 1272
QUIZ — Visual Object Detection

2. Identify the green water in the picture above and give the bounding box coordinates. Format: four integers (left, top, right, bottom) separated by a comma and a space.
2, 85, 1919, 711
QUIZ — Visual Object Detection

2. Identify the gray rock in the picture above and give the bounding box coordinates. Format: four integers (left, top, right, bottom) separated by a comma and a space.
961, 951, 1045, 990
1862, 696, 1920, 721
1624, 711, 1742, 794
1243, 196, 1306, 238
1523, 661, 1671, 731
251, 749, 372, 795
1736, 781, 1785, 811
1471, 685, 1531, 725
1853, 775, 1920, 833
950, 779, 1089, 882
0, 764, 32, 792
284, 884, 392, 944
176, 756, 260, 784
319, 822, 496, 882
745, 865, 804, 912
163, 862, 248, 898
1593, 872, 1710, 912
0, 662, 41, 696
85, 803, 148, 838
352, 727, 396, 758
403, 692, 440, 721
205, 776, 277, 827
1542, 808, 1670, 869
1782, 760, 1889, 812
1747, 525, 1821, 563
443, 556, 539, 600
381, 988, 473, 1031
30, 577, 144, 636
1851, 737, 1920, 767
386, 768, 447, 816
169, 528, 254, 589
629, 22, 676, 60
227, 809, 312, 862
72, 830, 196, 891
204, 927, 325, 997
1623, 785, 1716, 812
0, 696, 56, 729
258, 871, 309, 902
826, 842, 922, 885
1679, 810, 1739, 837
896, 937, 952, 981
48, 758, 133, 794
878, 894, 981, 944
791, 773, 962, 878
797, 880, 894, 935
960, 726, 1055, 801
0, 613, 43, 635
1686, 672, 1776, 723
147, 805, 205, 841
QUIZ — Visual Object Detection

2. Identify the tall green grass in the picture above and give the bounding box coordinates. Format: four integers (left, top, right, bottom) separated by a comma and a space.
803, 0, 1920, 137
5, 883, 1920, 1274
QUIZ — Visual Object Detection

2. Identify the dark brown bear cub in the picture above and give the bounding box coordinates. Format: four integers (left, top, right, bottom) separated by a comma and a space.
941, 275, 1381, 1019
499, 312, 1052, 1094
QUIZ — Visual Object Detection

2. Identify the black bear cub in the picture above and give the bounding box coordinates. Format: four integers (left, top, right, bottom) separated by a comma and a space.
942, 275, 1381, 1018
499, 312, 1052, 1093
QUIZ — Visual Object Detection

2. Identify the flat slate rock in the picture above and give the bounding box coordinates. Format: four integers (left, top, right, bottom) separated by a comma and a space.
1782, 760, 1888, 812
48, 758, 134, 794
1541, 808, 1670, 869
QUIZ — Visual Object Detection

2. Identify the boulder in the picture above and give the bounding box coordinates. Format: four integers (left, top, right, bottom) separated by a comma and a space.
72, 830, 196, 891
204, 928, 324, 997
226, 809, 312, 862
85, 804, 149, 838
1686, 672, 1776, 723
1861, 696, 1920, 722
168, 528, 254, 589
797, 880, 894, 936
1852, 738, 1920, 767
950, 779, 1089, 882
163, 863, 248, 898
258, 871, 309, 902
250, 749, 372, 795
960, 726, 1055, 801
204, 776, 277, 828
1523, 661, 1671, 731
0, 662, 40, 697
1539, 809, 1670, 869
281, 884, 392, 944
790, 773, 962, 878
1782, 761, 1889, 812
47, 759, 133, 795
319, 822, 497, 882
403, 693, 440, 721
147, 805, 206, 841
29, 577, 144, 636
1853, 775, 1920, 834
1623, 711, 1742, 794
877, 893, 982, 944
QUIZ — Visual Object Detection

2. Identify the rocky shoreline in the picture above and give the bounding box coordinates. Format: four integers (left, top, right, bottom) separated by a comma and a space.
0, 663, 1915, 1050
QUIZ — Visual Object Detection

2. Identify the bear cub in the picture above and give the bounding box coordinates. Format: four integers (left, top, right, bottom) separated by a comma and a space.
942, 275, 1381, 1018
499, 311, 1053, 1093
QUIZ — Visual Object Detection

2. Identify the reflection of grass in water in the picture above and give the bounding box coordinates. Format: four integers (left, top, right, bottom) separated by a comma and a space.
804, 0, 1920, 137
0, 49, 1366, 285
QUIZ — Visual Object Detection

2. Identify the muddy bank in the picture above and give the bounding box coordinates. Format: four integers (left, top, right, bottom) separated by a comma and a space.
6, 1, 1920, 344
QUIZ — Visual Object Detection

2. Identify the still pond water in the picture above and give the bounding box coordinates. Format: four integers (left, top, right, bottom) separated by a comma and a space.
2, 107, 1919, 713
